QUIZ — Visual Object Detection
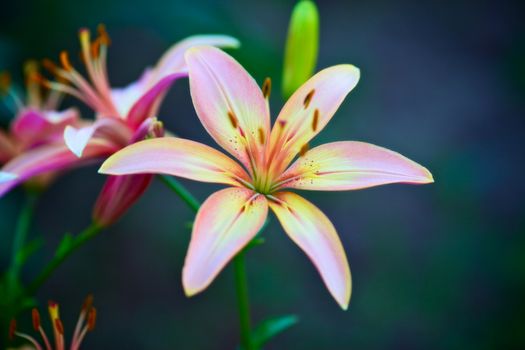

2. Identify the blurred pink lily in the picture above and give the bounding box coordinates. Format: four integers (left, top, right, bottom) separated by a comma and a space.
99, 46, 433, 308
0, 63, 98, 194
26, 26, 239, 226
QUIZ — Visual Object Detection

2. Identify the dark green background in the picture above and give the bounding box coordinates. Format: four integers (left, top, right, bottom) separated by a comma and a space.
1, 0, 524, 349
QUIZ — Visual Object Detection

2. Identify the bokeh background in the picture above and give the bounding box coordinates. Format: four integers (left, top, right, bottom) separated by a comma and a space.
1, 0, 524, 349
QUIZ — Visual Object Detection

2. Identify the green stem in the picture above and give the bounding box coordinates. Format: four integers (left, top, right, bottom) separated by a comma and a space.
158, 175, 201, 212
27, 223, 103, 295
8, 192, 38, 282
234, 250, 254, 350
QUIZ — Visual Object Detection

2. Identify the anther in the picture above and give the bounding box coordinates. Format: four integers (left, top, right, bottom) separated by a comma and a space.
227, 111, 238, 129
258, 127, 265, 145
262, 77, 272, 99
97, 24, 111, 45
82, 294, 94, 312
8, 319, 16, 340
0, 72, 11, 95
87, 308, 97, 331
278, 120, 286, 128
311, 109, 319, 131
303, 89, 315, 108
42, 59, 59, 74
55, 319, 64, 335
32, 308, 41, 331
59, 51, 73, 71
299, 143, 310, 157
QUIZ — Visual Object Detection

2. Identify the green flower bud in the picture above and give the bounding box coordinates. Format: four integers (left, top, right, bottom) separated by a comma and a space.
282, 0, 319, 99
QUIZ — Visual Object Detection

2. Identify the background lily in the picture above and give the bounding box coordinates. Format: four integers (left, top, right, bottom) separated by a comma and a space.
9, 296, 97, 350
13, 26, 239, 226
99, 46, 433, 309
0, 63, 90, 194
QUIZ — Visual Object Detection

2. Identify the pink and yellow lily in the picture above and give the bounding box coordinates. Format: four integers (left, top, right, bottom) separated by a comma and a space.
0, 63, 89, 192
99, 46, 433, 308
0, 26, 239, 226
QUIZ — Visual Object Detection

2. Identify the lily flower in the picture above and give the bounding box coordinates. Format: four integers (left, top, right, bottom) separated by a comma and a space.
9, 296, 97, 350
0, 25, 239, 226
0, 63, 91, 193
99, 46, 433, 308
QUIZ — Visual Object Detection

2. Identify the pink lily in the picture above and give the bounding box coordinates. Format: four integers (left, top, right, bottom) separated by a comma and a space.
0, 63, 89, 193
0, 25, 239, 226
99, 46, 433, 308
9, 296, 97, 350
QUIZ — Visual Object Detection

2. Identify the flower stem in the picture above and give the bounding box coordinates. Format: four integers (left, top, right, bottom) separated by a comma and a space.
158, 175, 200, 212
234, 250, 255, 350
8, 192, 38, 283
27, 222, 103, 295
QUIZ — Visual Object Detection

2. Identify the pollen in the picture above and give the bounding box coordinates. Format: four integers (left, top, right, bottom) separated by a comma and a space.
227, 111, 239, 128
312, 108, 319, 131
32, 308, 41, 331
303, 89, 315, 108
262, 77, 272, 98
258, 127, 265, 144
59, 51, 73, 71
299, 143, 310, 156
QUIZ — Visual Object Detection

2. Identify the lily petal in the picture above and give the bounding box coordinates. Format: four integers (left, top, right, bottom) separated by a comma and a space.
0, 171, 17, 183
185, 46, 270, 173
11, 108, 79, 147
276, 141, 433, 191
64, 118, 131, 157
99, 137, 251, 187
126, 72, 187, 128
0, 140, 115, 196
268, 191, 351, 309
183, 187, 268, 296
269, 65, 360, 174
152, 35, 240, 82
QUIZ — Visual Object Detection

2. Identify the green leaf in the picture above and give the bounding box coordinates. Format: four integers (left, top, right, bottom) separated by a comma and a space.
282, 0, 319, 99
251, 314, 299, 347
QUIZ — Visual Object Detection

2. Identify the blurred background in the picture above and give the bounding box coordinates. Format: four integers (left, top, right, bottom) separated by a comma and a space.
1, 0, 524, 348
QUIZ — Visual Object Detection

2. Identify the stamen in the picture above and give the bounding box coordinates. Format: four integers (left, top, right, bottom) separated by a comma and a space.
262, 77, 272, 98
97, 24, 111, 45
303, 89, 315, 108
55, 319, 64, 335
312, 108, 319, 131
227, 111, 239, 128
299, 143, 309, 157
0, 71, 11, 95
59, 51, 73, 71
278, 120, 286, 128
87, 308, 97, 331
32, 308, 41, 331
91, 38, 101, 58
42, 59, 60, 75
258, 127, 265, 145
9, 319, 16, 340
82, 294, 94, 312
